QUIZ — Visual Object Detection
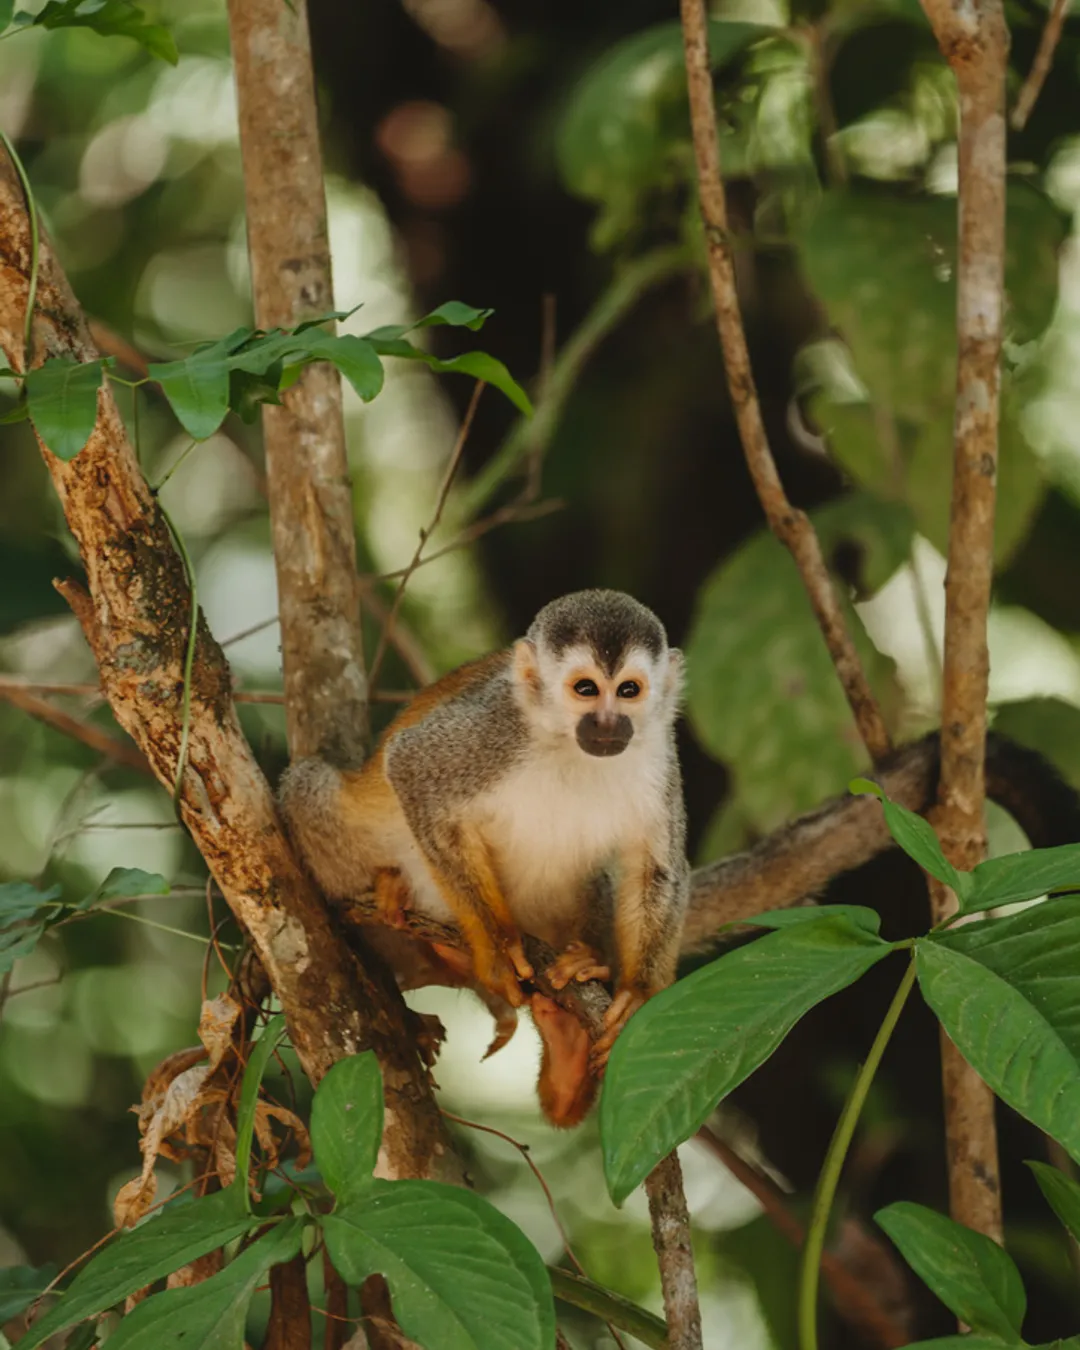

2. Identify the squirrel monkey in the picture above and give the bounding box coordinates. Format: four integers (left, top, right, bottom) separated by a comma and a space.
279, 590, 688, 1127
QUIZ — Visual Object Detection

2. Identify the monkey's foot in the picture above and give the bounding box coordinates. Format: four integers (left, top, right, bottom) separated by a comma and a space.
545, 941, 611, 990
372, 868, 412, 930
589, 987, 647, 1073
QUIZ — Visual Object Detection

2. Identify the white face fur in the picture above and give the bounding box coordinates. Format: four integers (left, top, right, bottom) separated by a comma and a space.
512, 637, 684, 756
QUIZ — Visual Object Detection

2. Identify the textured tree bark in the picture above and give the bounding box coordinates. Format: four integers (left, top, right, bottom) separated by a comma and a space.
266, 1254, 312, 1350
919, 0, 1009, 1245
227, 0, 368, 766
0, 149, 463, 1185
644, 1152, 702, 1350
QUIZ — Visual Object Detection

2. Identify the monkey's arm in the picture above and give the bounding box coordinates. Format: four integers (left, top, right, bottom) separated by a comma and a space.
682, 731, 1080, 953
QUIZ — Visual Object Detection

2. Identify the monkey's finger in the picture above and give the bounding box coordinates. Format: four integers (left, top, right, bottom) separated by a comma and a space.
545, 940, 611, 989
505, 940, 534, 983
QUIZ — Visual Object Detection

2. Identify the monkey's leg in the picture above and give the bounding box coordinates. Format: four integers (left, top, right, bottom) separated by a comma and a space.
419, 823, 534, 1008
427, 940, 519, 1058
545, 940, 611, 989
531, 994, 597, 1128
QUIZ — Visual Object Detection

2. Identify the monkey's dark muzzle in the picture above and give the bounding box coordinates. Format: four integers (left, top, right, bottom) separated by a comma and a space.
576, 713, 634, 757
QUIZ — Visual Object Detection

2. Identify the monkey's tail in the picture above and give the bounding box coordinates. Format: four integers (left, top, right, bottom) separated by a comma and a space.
681, 731, 1080, 956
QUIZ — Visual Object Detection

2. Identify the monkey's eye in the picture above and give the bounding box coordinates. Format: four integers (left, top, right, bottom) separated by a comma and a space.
573, 679, 600, 698
616, 681, 641, 699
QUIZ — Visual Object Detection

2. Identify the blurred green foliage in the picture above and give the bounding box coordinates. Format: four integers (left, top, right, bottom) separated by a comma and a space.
2, 0, 1080, 1344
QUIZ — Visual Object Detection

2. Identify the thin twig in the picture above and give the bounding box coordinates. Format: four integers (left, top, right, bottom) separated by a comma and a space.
695, 1125, 908, 1348
0, 684, 152, 774
644, 1152, 702, 1350
918, 0, 1009, 1246
368, 381, 485, 688
358, 584, 436, 686
1011, 0, 1071, 129
678, 0, 892, 766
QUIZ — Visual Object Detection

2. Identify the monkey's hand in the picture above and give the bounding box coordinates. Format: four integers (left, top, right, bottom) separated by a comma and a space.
545, 940, 611, 990
589, 985, 648, 1073
471, 936, 533, 1009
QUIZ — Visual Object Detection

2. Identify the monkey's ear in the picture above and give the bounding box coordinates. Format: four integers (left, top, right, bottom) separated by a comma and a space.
664, 648, 685, 699
512, 639, 542, 697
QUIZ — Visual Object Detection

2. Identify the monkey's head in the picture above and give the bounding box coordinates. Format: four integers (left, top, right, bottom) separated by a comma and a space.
512, 590, 683, 757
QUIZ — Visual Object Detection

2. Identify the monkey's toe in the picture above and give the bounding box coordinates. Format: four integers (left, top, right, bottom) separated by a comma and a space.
545, 941, 611, 990
588, 987, 647, 1071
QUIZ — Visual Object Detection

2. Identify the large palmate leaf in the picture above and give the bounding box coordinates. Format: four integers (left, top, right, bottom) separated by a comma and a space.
101, 1218, 305, 1350
600, 916, 896, 1204
323, 1182, 556, 1350
687, 493, 905, 840
917, 897, 1080, 1160
876, 1202, 1026, 1342
18, 1189, 256, 1349
310, 1051, 384, 1206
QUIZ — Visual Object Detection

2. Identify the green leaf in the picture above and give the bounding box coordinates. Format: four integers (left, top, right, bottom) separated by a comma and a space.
367, 335, 532, 416
555, 20, 771, 247
850, 780, 969, 898
0, 920, 46, 973
16, 1189, 256, 1350
0, 396, 29, 424
311, 1051, 384, 1205
149, 341, 235, 441
77, 867, 169, 910
27, 0, 177, 64
0, 0, 14, 32
323, 1182, 556, 1350
600, 917, 895, 1204
25, 358, 111, 461
232, 1014, 287, 1207
917, 897, 1080, 1160
227, 365, 283, 422
298, 331, 384, 402
101, 1218, 304, 1350
64, 1324, 100, 1350
798, 187, 1065, 565
733, 904, 882, 935
964, 844, 1080, 913
0, 1263, 57, 1322
1027, 1161, 1080, 1245
875, 1201, 1026, 1341
687, 494, 905, 839
411, 301, 493, 332
0, 880, 61, 925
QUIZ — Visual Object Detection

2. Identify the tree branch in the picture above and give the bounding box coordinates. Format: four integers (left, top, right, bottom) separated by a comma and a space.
644, 1152, 702, 1350
1011, 0, 1070, 129
918, 0, 1009, 1244
0, 147, 463, 1186
227, 0, 368, 766
678, 0, 892, 766
0, 682, 151, 774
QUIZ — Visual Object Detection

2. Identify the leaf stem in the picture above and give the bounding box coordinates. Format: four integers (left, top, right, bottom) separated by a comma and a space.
548, 1267, 668, 1349
157, 501, 198, 806
0, 128, 40, 369
152, 437, 200, 492
797, 954, 918, 1350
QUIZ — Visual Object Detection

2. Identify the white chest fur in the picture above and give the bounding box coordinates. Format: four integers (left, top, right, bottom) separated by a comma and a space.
470, 736, 666, 941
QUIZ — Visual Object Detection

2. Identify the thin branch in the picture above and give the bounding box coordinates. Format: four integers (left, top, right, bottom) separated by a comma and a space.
644, 1152, 702, 1350
0, 683, 152, 774
1011, 0, 1071, 129
695, 1128, 908, 1348
368, 381, 485, 688
228, 0, 368, 765
0, 677, 411, 708
678, 0, 892, 766
918, 0, 1009, 1245
358, 585, 436, 687
460, 244, 693, 520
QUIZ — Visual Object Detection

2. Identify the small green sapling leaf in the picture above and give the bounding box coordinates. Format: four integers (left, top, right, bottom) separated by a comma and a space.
76, 867, 169, 911
1027, 1161, 1080, 1245
310, 1051, 384, 1205
0, 880, 61, 926
964, 843, 1080, 914
731, 904, 882, 934
24, 0, 177, 64
25, 357, 113, 461
876, 1201, 1026, 1341
232, 1014, 287, 1208
850, 778, 970, 900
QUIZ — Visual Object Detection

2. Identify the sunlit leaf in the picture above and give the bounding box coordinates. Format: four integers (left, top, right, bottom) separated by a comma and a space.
917, 897, 1080, 1160
311, 1051, 384, 1205
850, 779, 969, 898
0, 1263, 56, 1322
600, 917, 895, 1204
17, 1189, 256, 1350
25, 357, 111, 460
26, 0, 177, 64
1027, 1161, 1080, 1245
100, 1218, 304, 1350
323, 1182, 556, 1350
876, 1202, 1026, 1341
